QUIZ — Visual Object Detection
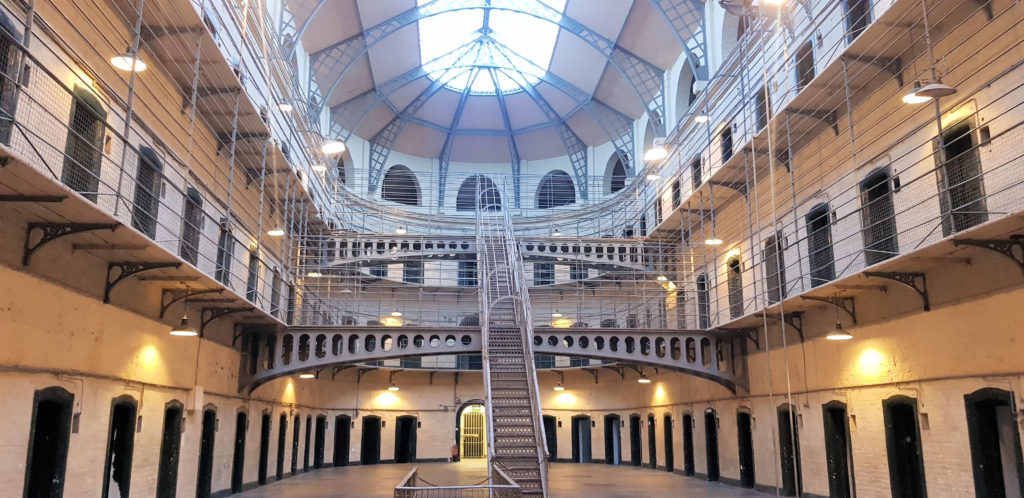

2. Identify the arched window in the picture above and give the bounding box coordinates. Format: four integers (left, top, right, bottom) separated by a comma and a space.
381, 165, 420, 206
696, 273, 710, 329
675, 64, 696, 120
605, 153, 628, 194
131, 146, 162, 238
536, 170, 576, 209
62, 86, 107, 201
764, 233, 786, 303
806, 203, 836, 286
456, 175, 501, 211
860, 168, 898, 265
727, 256, 743, 319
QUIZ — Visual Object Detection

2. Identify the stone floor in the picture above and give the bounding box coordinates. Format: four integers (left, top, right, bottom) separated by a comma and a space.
237, 459, 770, 497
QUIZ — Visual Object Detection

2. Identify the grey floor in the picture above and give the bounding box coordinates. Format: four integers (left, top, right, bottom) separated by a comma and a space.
238, 459, 769, 497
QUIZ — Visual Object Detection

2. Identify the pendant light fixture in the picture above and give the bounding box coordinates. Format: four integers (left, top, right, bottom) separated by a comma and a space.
110, 47, 147, 72
169, 285, 197, 336
825, 294, 853, 340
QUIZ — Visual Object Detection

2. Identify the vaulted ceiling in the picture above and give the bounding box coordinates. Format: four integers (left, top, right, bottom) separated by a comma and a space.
282, 0, 704, 199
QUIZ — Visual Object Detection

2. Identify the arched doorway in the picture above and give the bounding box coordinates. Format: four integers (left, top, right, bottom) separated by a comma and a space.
543, 415, 558, 461
737, 408, 755, 488
571, 415, 592, 463
314, 415, 327, 468
629, 414, 642, 466
604, 414, 621, 465
456, 401, 487, 460
334, 415, 351, 467
231, 410, 247, 493
196, 406, 217, 498
395, 415, 418, 463
663, 414, 674, 472
361, 416, 382, 464
102, 395, 137, 498
705, 408, 720, 481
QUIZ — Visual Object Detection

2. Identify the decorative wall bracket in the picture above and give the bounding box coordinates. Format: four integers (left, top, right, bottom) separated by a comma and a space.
159, 287, 224, 318
200, 306, 254, 337
105, 262, 182, 303
864, 271, 930, 311
356, 367, 377, 383
601, 365, 625, 380
707, 180, 748, 198
954, 236, 1024, 277
23, 222, 118, 265
800, 295, 857, 324
785, 108, 839, 136
841, 54, 903, 86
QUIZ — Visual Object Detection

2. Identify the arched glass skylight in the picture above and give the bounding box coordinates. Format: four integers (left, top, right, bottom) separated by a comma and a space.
417, 0, 566, 95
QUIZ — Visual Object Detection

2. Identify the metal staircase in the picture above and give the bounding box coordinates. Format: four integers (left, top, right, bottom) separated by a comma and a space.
476, 190, 548, 496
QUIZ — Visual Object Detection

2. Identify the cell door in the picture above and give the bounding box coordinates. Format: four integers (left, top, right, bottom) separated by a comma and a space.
361, 416, 381, 464
571, 416, 592, 463
25, 387, 74, 498
542, 415, 557, 461
682, 414, 695, 476
314, 416, 326, 469
705, 409, 720, 481
604, 415, 621, 465
647, 414, 657, 468
823, 402, 854, 498
276, 414, 287, 480
965, 388, 1024, 497
663, 414, 674, 472
231, 412, 247, 493
334, 415, 351, 466
102, 396, 137, 498
629, 415, 642, 466
258, 413, 270, 485
884, 396, 927, 498
778, 405, 803, 496
196, 409, 217, 498
737, 410, 755, 488
395, 416, 417, 463
156, 401, 183, 498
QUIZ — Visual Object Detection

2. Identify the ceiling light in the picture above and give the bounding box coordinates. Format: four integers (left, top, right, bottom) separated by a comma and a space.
637, 372, 652, 384
694, 114, 710, 123
916, 81, 956, 99
826, 322, 854, 341
646, 173, 660, 181
267, 227, 285, 237
321, 139, 346, 155
110, 48, 147, 72
299, 372, 315, 379
552, 228, 562, 237
705, 238, 724, 245
644, 138, 669, 162
902, 81, 932, 104
169, 314, 197, 336
552, 310, 562, 318
306, 271, 322, 278
388, 383, 400, 392
553, 383, 565, 392
395, 226, 407, 235
277, 102, 294, 112
311, 163, 327, 173
391, 311, 403, 317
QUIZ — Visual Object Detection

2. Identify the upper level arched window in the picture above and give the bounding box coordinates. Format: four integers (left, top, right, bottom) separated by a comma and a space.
605, 153, 628, 194
536, 170, 575, 209
381, 165, 421, 206
456, 175, 501, 212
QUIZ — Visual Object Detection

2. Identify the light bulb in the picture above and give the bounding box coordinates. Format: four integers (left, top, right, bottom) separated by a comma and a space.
299, 372, 315, 379
694, 114, 710, 123
267, 228, 285, 237
705, 238, 724, 246
388, 384, 400, 392
321, 140, 346, 155
169, 314, 197, 336
553, 384, 565, 391
111, 50, 147, 72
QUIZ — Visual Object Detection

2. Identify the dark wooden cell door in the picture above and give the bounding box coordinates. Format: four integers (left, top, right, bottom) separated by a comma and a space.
965, 388, 1024, 498
604, 415, 621, 465
25, 387, 74, 498
314, 416, 326, 468
334, 415, 351, 466
884, 396, 927, 498
629, 414, 642, 466
571, 415, 592, 463
705, 409, 720, 481
737, 410, 755, 488
647, 414, 657, 468
291, 415, 300, 475
682, 414, 695, 476
276, 414, 287, 480
823, 402, 854, 498
395, 416, 417, 463
231, 411, 247, 493
196, 408, 217, 498
778, 405, 803, 496
258, 413, 271, 485
156, 401, 183, 498
663, 414, 674, 472
543, 415, 558, 461
102, 396, 137, 498
361, 416, 381, 464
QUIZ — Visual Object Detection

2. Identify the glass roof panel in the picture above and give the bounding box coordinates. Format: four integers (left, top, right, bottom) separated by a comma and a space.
417, 0, 566, 95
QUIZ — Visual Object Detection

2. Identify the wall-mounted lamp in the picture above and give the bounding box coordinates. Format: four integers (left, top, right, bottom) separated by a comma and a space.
321, 139, 346, 155
111, 48, 147, 72
644, 137, 668, 162
267, 227, 285, 237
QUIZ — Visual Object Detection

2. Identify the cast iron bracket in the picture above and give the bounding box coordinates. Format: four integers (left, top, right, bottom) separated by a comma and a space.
842, 54, 903, 86
954, 236, 1024, 277
800, 295, 857, 324
332, 365, 353, 379
864, 271, 930, 311
200, 306, 254, 337
601, 365, 625, 380
785, 108, 839, 136
707, 180, 748, 197
356, 367, 377, 383
105, 262, 182, 303
23, 222, 119, 265
160, 287, 224, 318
